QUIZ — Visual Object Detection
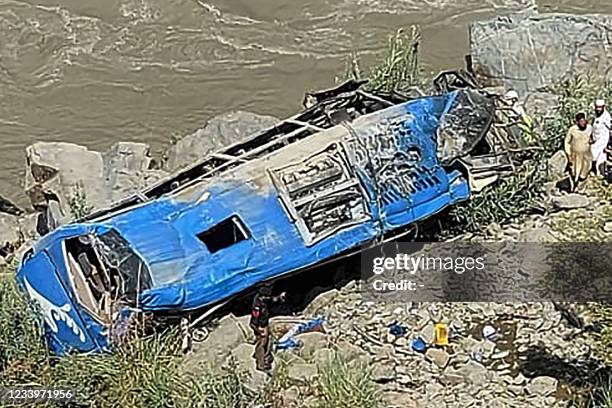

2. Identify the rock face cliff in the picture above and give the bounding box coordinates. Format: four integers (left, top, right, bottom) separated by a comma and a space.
470, 11, 612, 114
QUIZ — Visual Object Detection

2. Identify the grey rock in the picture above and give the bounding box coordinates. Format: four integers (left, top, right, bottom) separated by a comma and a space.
547, 151, 568, 181
0, 213, 22, 254
25, 142, 105, 222
384, 392, 422, 408
303, 396, 318, 407
304, 289, 340, 315
184, 314, 249, 370
471, 12, 612, 93
513, 373, 528, 385
334, 340, 370, 364
425, 381, 444, 397
425, 348, 450, 369
421, 323, 435, 344
165, 111, 278, 171
552, 193, 590, 210
24, 141, 168, 223
280, 386, 301, 407
227, 343, 268, 391
440, 372, 464, 386
519, 226, 556, 242
603, 222, 612, 233
103, 142, 167, 203
481, 339, 497, 355
312, 348, 334, 363
375, 344, 397, 362
395, 337, 408, 347
450, 361, 490, 385
299, 332, 329, 359
287, 363, 318, 383
525, 376, 558, 397
371, 361, 396, 383
17, 213, 39, 241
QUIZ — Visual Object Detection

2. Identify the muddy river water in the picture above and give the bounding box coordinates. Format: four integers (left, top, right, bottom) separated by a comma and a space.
1, 0, 611, 203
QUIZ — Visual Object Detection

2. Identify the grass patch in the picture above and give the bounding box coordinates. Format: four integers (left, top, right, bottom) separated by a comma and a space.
189, 357, 252, 408
316, 355, 382, 408
0, 268, 258, 408
597, 380, 612, 408
0, 265, 49, 385
591, 305, 612, 366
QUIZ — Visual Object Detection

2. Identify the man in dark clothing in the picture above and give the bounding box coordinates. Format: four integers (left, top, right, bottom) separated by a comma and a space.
249, 286, 286, 371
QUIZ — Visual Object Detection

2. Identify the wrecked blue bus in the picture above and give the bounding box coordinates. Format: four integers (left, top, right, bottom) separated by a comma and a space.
16, 80, 517, 354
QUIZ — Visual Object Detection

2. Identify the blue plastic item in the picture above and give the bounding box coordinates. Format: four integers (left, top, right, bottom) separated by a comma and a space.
411, 337, 427, 353
389, 323, 408, 337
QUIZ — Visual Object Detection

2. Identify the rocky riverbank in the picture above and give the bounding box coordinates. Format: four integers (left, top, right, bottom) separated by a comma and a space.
0, 9, 611, 408
179, 177, 611, 408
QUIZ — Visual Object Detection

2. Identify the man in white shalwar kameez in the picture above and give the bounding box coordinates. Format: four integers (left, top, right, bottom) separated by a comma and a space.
591, 99, 611, 176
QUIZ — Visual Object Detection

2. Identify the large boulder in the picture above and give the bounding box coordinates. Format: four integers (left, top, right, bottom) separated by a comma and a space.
165, 111, 278, 171
24, 141, 167, 225
226, 343, 269, 392
547, 150, 569, 181
470, 12, 612, 95
25, 142, 106, 220
102, 142, 168, 203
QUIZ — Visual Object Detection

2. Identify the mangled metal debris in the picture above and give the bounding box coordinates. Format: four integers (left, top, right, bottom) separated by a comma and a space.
16, 76, 525, 355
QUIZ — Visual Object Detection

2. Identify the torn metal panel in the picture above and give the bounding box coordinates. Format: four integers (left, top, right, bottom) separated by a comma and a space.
269, 142, 371, 246
436, 89, 496, 163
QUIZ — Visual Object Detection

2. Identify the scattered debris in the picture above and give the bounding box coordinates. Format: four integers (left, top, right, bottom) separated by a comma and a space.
389, 323, 408, 337
434, 323, 449, 346
277, 318, 326, 351
411, 337, 427, 353
483, 325, 499, 341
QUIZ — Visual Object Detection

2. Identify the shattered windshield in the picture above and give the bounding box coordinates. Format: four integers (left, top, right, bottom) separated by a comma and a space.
93, 229, 152, 304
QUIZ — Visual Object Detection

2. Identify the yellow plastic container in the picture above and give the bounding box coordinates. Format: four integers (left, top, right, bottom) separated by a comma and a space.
434, 323, 449, 346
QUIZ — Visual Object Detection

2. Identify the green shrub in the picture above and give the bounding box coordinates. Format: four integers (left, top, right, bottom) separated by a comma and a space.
316, 355, 382, 408
343, 26, 425, 92
68, 182, 94, 220
0, 267, 49, 385
189, 358, 252, 408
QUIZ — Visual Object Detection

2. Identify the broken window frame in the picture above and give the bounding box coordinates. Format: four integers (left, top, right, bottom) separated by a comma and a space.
196, 215, 251, 254
63, 235, 113, 324
269, 142, 372, 246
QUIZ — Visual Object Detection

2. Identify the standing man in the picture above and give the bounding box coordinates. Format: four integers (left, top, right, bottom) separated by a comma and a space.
250, 286, 286, 371
592, 99, 611, 176
505, 90, 527, 121
564, 112, 593, 192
